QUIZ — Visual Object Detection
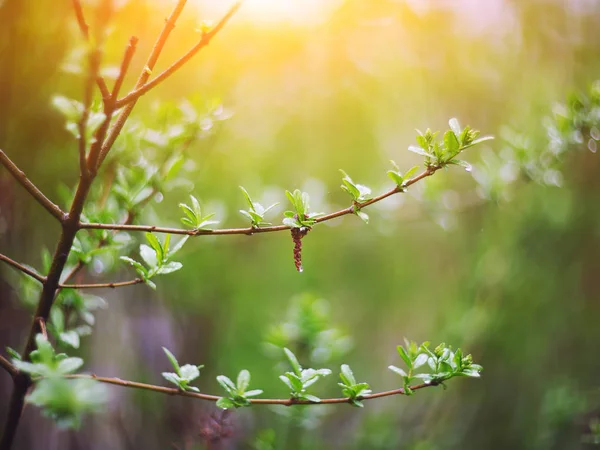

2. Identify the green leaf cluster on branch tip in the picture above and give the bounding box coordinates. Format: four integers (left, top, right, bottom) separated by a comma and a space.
388, 340, 483, 395
239, 186, 279, 227
339, 170, 372, 223
179, 194, 219, 230
283, 190, 324, 229
550, 80, 600, 155
11, 334, 105, 429
338, 364, 372, 407
48, 305, 92, 350
263, 294, 352, 365
161, 347, 204, 392
387, 163, 419, 190
120, 232, 188, 289
70, 231, 126, 266
12, 334, 83, 377
279, 348, 332, 402
112, 163, 161, 211
408, 118, 493, 172
216, 370, 264, 409
51, 95, 106, 144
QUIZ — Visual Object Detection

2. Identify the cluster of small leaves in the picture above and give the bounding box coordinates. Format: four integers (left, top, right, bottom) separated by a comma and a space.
279, 348, 332, 402
112, 161, 164, 212
263, 294, 352, 364
408, 118, 492, 171
11, 246, 108, 350
239, 186, 279, 227
81, 97, 231, 239
52, 95, 106, 144
11, 334, 105, 428
161, 347, 204, 392
216, 370, 264, 409
12, 334, 83, 377
179, 195, 219, 230
389, 340, 482, 395
387, 163, 419, 190
52, 292, 107, 348
120, 232, 187, 289
548, 80, 600, 156
283, 190, 324, 228
583, 417, 600, 445
473, 83, 600, 200
56, 183, 132, 270
48, 305, 89, 349
339, 170, 372, 223
338, 364, 372, 407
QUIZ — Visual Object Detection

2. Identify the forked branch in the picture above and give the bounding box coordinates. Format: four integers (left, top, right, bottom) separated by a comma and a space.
114, 2, 243, 110
95, 0, 189, 168
71, 0, 110, 100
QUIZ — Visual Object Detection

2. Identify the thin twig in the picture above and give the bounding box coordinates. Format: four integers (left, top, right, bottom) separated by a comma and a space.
111, 36, 139, 101
85, 36, 139, 177
70, 0, 110, 99
59, 278, 143, 289
64, 374, 438, 405
79, 168, 437, 235
95, 0, 189, 169
78, 48, 102, 178
115, 2, 242, 110
0, 254, 46, 283
71, 0, 89, 38
0, 356, 17, 379
36, 318, 47, 340
0, 150, 65, 222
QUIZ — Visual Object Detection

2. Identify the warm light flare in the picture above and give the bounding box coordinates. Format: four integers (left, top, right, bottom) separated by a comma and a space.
198, 0, 342, 24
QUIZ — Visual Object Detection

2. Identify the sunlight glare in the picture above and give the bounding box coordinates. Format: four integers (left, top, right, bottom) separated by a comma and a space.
199, 0, 341, 25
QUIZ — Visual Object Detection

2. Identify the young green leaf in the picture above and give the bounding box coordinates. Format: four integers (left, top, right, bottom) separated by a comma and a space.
239, 186, 279, 227
179, 195, 219, 230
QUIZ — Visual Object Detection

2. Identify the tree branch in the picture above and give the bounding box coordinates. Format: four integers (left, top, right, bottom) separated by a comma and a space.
64, 374, 438, 405
1, 2, 241, 447
78, 48, 102, 178
110, 36, 139, 102
0, 150, 65, 222
114, 2, 242, 110
70, 0, 110, 99
0, 253, 46, 283
0, 356, 17, 379
95, 0, 189, 169
59, 278, 143, 289
78, 167, 438, 235
84, 36, 139, 177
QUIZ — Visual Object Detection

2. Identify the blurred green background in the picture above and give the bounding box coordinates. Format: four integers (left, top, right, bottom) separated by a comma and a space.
1, 0, 600, 448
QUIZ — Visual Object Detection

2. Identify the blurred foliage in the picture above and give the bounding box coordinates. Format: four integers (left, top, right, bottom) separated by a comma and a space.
1, 0, 600, 449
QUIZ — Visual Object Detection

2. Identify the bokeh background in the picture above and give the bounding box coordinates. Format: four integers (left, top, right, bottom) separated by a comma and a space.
1, 0, 600, 449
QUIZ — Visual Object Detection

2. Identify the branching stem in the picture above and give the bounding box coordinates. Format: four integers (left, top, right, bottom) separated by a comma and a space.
0, 1, 244, 447
79, 167, 438, 235
95, 0, 189, 168
114, 2, 243, 110
70, 0, 110, 100
64, 374, 438, 405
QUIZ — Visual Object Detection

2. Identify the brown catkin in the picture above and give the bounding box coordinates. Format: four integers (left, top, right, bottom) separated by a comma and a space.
291, 227, 309, 272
